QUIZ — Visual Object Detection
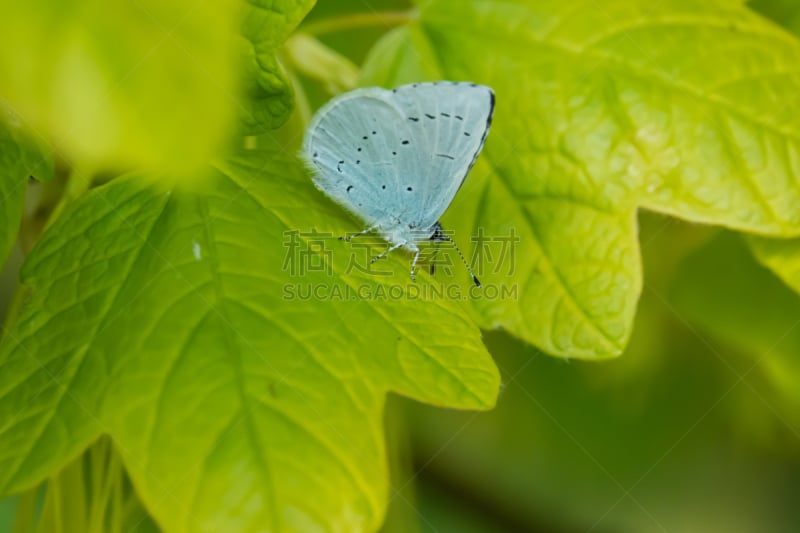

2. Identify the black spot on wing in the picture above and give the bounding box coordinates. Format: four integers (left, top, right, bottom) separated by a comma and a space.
436, 154, 455, 160
440, 112, 450, 118
402, 140, 410, 145
425, 113, 435, 120
347, 185, 353, 192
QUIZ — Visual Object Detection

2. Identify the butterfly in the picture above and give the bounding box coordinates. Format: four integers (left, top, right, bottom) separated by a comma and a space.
303, 81, 494, 286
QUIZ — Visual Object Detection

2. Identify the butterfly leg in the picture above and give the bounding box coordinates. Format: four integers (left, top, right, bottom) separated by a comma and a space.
429, 244, 440, 276
431, 221, 481, 287
341, 222, 380, 242
410, 246, 421, 282
370, 241, 406, 264
428, 222, 447, 275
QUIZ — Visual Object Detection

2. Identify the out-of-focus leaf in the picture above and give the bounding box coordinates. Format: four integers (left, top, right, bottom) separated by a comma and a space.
359, 0, 800, 359
301, 0, 413, 66
0, 105, 54, 266
7, 439, 160, 533
290, 1, 414, 113
240, 0, 316, 133
748, 236, 800, 294
0, 0, 241, 172
284, 33, 359, 95
673, 233, 800, 423
0, 149, 498, 532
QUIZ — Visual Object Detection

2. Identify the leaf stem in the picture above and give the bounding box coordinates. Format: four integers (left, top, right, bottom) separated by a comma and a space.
300, 10, 415, 36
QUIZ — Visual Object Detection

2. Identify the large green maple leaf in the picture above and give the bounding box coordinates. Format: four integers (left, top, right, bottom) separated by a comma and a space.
0, 150, 498, 532
359, 0, 800, 358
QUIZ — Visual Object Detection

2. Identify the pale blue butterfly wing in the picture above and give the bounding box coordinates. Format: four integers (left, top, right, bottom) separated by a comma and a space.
303, 82, 494, 240
388, 82, 494, 229
303, 87, 409, 229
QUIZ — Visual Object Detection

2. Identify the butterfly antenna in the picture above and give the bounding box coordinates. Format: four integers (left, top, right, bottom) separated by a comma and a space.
441, 233, 481, 288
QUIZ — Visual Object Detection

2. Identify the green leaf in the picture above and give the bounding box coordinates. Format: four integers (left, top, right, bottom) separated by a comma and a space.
0, 105, 54, 266
7, 439, 160, 533
359, 0, 800, 358
748, 235, 800, 294
0, 149, 498, 532
743, 2, 800, 301
0, 0, 241, 171
241, 0, 316, 133
283, 33, 359, 96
